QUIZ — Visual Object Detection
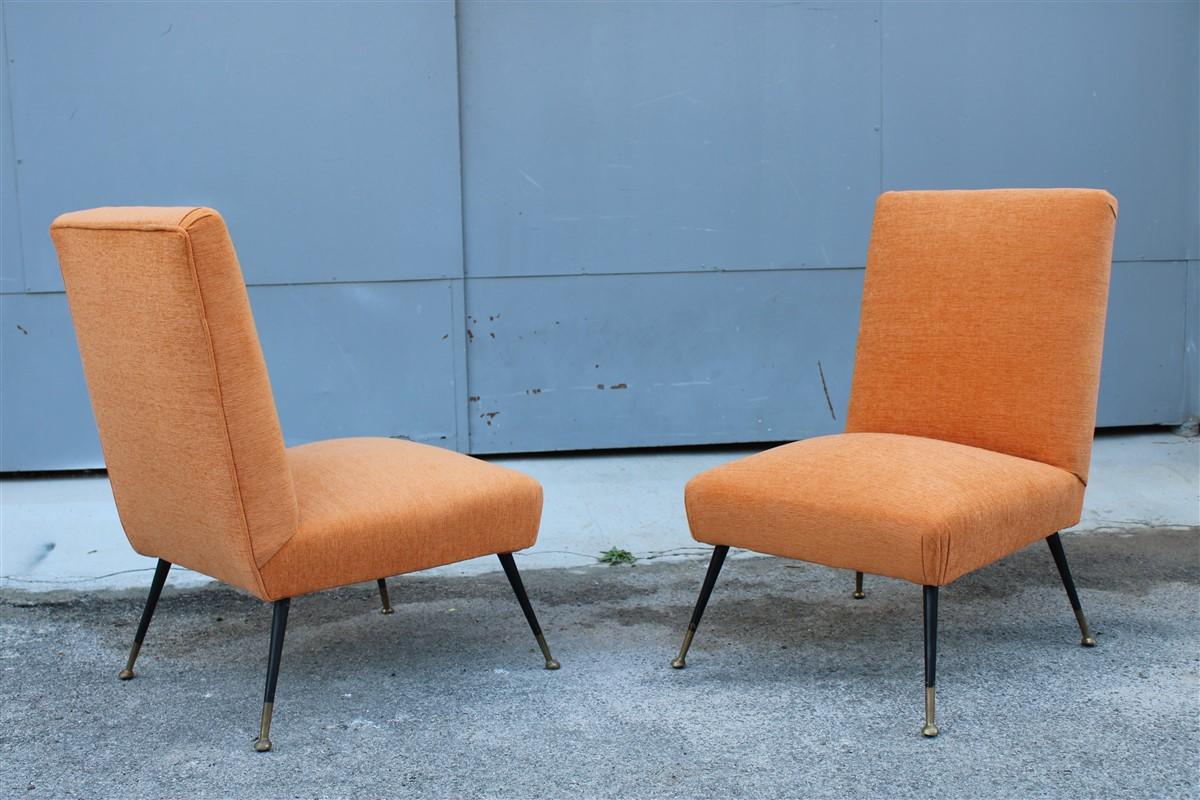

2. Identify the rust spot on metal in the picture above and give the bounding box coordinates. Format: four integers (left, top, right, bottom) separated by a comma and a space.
468, 396, 480, 402
596, 384, 605, 390
526, 388, 542, 395
467, 329, 474, 341
609, 383, 628, 390
481, 411, 500, 427
489, 332, 495, 339
15, 325, 28, 335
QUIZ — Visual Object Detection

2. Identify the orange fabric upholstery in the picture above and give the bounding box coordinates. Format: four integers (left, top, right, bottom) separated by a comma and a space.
259, 438, 542, 599
686, 433, 1084, 586
52, 208, 297, 596
52, 208, 543, 601
847, 189, 1117, 484
685, 189, 1117, 586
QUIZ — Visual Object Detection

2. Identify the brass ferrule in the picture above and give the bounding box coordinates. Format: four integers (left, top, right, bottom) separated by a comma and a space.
671, 628, 696, 669
1074, 608, 1097, 647
118, 642, 142, 680
253, 702, 275, 752
377, 580, 394, 615
535, 632, 560, 670
922, 686, 939, 737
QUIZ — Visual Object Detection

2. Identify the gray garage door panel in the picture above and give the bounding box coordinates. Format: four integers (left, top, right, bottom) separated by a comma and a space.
1, 15, 23, 294
1, 2, 1194, 473
467, 260, 1188, 454
0, 281, 463, 471
465, 269, 864, 452
1096, 261, 1189, 427
5, 0, 463, 291
0, 293, 100, 470
1189, 261, 1199, 422
458, 0, 881, 278
251, 281, 462, 451
881, 0, 1199, 262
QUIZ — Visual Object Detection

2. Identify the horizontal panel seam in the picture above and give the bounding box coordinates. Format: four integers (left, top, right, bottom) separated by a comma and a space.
4, 258, 1192, 295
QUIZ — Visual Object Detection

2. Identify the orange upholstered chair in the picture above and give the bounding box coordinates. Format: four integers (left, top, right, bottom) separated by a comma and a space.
51, 207, 559, 752
674, 189, 1117, 736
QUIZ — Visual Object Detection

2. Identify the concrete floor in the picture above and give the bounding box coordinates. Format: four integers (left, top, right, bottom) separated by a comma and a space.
2, 430, 1197, 591
1, 528, 1196, 799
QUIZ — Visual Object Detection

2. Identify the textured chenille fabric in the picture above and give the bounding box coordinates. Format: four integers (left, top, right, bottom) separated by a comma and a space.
846, 189, 1117, 484
52, 208, 543, 601
259, 438, 542, 599
52, 208, 297, 596
685, 189, 1117, 586
686, 433, 1085, 586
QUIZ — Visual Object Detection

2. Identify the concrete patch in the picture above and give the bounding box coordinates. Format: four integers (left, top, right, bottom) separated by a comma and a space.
1, 529, 1196, 799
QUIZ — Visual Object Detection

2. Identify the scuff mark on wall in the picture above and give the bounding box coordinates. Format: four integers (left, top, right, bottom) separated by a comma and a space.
817, 360, 836, 421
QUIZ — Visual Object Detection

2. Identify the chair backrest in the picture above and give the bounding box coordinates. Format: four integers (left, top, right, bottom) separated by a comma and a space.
51, 208, 298, 594
846, 189, 1118, 484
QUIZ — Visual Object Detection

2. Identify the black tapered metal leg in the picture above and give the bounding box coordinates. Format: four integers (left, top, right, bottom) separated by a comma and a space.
922, 585, 939, 737
671, 545, 730, 669
377, 578, 395, 615
253, 598, 291, 752
853, 571, 865, 600
1046, 532, 1097, 647
118, 558, 172, 680
497, 553, 560, 670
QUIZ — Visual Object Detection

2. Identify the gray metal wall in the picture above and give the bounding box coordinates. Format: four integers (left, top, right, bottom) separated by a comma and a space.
1, 0, 1196, 470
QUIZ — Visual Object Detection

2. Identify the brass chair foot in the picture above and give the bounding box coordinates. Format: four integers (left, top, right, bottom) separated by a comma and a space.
671, 628, 695, 669
1075, 608, 1097, 647
118, 561, 170, 682
377, 578, 394, 615
921, 685, 939, 738
671, 547, 728, 669
1048, 533, 1099, 648
253, 701, 275, 753
253, 601, 289, 753
535, 632, 561, 670
853, 571, 865, 600
118, 641, 141, 680
498, 554, 561, 671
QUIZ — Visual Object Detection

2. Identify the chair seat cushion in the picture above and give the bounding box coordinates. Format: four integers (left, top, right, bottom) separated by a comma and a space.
684, 433, 1084, 586
259, 438, 542, 599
